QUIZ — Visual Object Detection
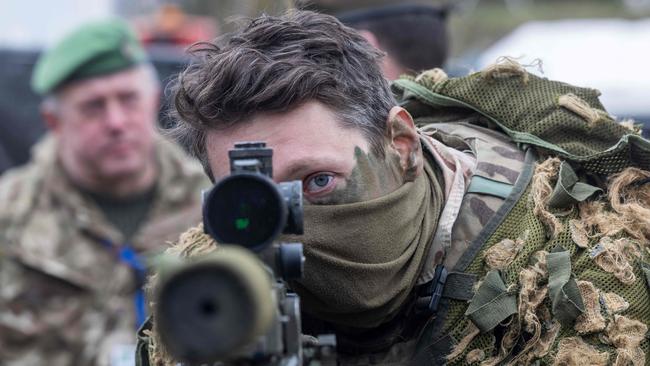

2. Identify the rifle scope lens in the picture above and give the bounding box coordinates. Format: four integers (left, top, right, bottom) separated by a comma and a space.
203, 174, 287, 251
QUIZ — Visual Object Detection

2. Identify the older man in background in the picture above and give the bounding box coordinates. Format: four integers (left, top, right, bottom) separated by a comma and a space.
0, 19, 209, 365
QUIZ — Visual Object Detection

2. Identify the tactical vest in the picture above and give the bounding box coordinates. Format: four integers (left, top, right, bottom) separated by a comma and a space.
392, 65, 650, 365
332, 121, 531, 366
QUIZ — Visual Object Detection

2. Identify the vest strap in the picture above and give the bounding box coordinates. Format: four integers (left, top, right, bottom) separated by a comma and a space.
465, 270, 517, 333
548, 246, 585, 326
442, 272, 477, 301
548, 161, 602, 209
467, 175, 514, 199
416, 267, 477, 314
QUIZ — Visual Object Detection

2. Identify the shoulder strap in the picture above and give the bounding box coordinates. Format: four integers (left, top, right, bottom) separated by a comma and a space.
466, 175, 513, 200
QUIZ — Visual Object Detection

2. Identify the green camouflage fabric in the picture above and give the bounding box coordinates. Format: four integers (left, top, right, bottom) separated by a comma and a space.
334, 122, 529, 366
392, 64, 650, 174
136, 65, 650, 366
0, 133, 210, 366
416, 158, 650, 366
420, 122, 528, 276
395, 66, 650, 365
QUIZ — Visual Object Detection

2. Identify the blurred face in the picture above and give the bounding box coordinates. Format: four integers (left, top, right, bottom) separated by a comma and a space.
205, 101, 421, 205
357, 29, 407, 80
46, 67, 160, 192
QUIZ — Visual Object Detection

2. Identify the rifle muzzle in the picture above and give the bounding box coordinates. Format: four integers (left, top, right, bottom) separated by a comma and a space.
154, 246, 275, 364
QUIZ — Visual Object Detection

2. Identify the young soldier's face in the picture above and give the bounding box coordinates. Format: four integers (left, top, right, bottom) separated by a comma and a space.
205, 101, 419, 204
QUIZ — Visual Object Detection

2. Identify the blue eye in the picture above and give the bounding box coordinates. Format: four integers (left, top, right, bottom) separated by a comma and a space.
305, 174, 334, 193
312, 175, 331, 187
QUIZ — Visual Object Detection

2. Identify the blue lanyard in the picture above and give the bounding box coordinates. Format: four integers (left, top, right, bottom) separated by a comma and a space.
101, 240, 147, 329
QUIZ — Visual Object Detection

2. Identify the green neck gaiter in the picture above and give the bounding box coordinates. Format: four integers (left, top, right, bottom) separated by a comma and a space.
288, 160, 443, 329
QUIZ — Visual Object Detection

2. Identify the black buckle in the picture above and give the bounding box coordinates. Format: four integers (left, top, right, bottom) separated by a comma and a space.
416, 265, 448, 314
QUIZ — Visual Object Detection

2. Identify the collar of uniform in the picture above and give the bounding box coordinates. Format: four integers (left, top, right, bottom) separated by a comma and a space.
31, 133, 200, 206
131, 135, 204, 230
416, 132, 476, 285
33, 133, 206, 249
124, 135, 208, 251
34, 135, 126, 244
148, 136, 199, 207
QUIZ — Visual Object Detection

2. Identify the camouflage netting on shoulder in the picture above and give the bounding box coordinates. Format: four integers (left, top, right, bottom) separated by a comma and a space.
393, 58, 650, 176
442, 159, 650, 365
144, 224, 218, 366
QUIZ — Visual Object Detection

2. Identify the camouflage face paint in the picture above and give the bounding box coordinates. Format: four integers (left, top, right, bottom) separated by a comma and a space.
307, 115, 423, 205
309, 146, 405, 205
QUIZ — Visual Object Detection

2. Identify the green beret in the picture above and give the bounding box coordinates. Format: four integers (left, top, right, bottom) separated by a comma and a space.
31, 19, 147, 95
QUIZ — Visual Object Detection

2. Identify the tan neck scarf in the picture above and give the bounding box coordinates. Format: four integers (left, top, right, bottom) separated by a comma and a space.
286, 159, 443, 329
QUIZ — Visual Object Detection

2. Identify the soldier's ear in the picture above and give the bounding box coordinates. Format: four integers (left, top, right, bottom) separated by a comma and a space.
386, 107, 422, 182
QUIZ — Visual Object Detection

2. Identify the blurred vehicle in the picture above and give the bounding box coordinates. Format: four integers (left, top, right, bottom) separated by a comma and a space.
476, 18, 650, 137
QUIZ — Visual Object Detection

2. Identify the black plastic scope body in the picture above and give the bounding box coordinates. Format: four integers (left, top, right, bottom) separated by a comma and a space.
202, 142, 304, 252
155, 142, 314, 365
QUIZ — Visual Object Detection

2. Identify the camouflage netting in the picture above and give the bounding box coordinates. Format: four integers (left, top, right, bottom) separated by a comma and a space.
395, 60, 650, 365
142, 224, 219, 366
440, 161, 650, 366
393, 58, 650, 176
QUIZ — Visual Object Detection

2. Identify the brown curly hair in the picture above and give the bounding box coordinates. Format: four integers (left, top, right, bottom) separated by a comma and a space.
168, 10, 396, 178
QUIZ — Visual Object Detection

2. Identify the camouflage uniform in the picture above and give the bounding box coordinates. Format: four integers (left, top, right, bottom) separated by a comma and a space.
0, 133, 209, 366
392, 67, 650, 365
333, 121, 530, 365
138, 65, 650, 365
134, 120, 530, 366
